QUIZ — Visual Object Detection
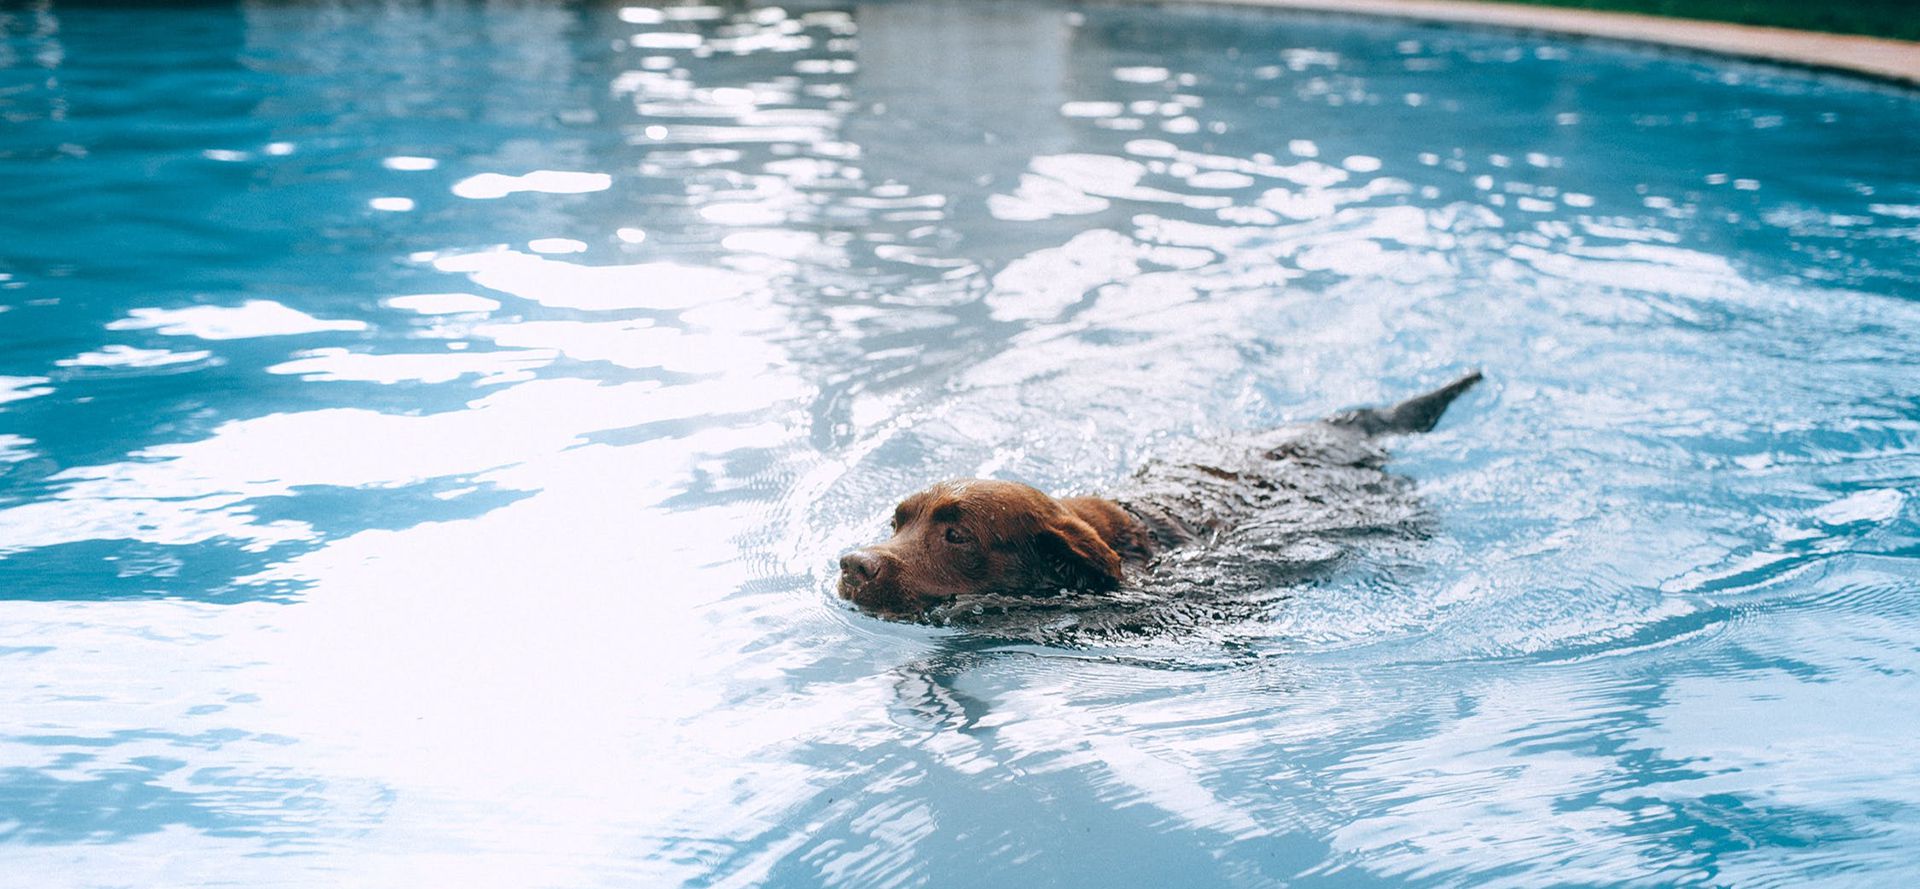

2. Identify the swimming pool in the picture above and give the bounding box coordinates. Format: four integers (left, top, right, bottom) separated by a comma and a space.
2, 0, 1917, 884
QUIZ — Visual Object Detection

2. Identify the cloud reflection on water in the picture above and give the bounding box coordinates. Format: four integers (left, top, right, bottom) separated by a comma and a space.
0, 1, 1917, 887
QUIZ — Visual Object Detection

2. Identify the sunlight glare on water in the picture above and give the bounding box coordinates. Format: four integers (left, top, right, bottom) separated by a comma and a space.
1, 1, 1918, 886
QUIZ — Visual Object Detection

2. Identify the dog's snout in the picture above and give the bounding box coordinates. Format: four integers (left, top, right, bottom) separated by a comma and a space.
838, 548, 912, 610
840, 550, 882, 584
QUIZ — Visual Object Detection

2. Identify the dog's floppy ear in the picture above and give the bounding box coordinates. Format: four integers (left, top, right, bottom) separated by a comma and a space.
1036, 513, 1125, 591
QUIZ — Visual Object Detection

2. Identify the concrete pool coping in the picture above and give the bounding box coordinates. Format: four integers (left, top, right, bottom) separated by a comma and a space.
1112, 0, 1920, 87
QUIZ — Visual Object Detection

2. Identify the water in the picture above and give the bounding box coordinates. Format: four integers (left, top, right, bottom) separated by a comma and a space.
2, 1, 1918, 885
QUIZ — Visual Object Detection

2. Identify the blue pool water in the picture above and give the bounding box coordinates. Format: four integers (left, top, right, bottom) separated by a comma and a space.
3, 1, 1919, 885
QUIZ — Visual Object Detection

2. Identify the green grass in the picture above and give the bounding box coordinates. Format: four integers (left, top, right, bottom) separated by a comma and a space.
1491, 0, 1920, 41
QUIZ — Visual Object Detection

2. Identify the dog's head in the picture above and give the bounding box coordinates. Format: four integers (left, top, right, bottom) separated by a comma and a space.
837, 479, 1125, 617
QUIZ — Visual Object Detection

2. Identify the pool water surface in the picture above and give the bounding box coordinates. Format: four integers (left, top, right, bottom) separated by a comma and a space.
2, 1, 1919, 886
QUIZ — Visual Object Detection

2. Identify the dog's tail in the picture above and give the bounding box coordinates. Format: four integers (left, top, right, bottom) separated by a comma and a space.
1327, 371, 1483, 436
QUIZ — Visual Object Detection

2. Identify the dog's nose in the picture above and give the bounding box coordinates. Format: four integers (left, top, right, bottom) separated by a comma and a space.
840, 550, 881, 585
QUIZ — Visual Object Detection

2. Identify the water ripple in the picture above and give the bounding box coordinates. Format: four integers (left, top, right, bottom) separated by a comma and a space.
1, 1, 1918, 887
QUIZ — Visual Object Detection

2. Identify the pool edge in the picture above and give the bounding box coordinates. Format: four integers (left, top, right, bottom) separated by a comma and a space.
1102, 0, 1920, 88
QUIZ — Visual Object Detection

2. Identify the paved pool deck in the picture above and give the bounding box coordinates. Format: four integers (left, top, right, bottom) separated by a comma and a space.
1127, 0, 1920, 87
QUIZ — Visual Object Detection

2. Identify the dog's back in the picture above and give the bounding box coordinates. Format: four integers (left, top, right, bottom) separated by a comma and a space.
1117, 371, 1482, 552
929, 373, 1483, 639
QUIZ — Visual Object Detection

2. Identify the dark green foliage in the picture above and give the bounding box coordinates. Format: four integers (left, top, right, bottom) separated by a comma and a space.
1496, 0, 1920, 41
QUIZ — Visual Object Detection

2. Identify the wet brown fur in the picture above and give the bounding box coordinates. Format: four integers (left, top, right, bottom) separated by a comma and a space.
836, 480, 1130, 617
837, 373, 1482, 618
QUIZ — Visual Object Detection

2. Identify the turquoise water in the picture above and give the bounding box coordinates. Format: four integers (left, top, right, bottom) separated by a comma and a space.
3, 0, 1919, 885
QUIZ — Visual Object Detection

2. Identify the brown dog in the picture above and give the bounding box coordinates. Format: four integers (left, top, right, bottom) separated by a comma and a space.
838, 372, 1482, 619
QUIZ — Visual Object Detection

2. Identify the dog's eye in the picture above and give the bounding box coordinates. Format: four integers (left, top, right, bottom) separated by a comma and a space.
944, 527, 972, 546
